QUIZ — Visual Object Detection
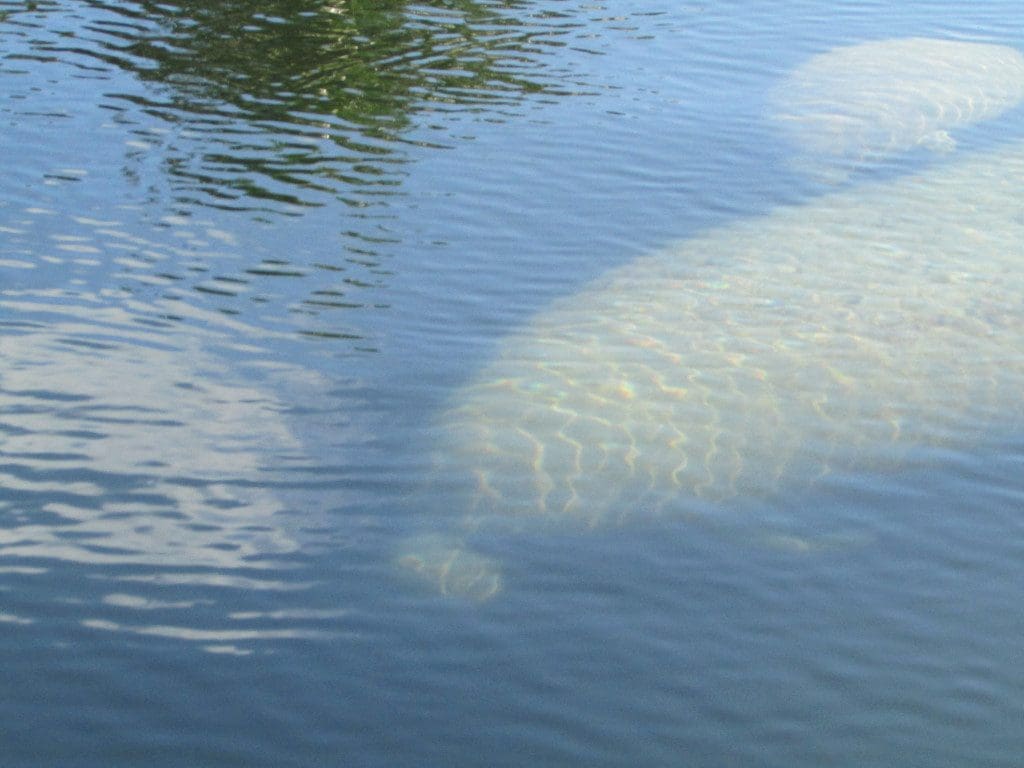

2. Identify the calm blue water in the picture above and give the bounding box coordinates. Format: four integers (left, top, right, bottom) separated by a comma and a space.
2, 1, 1024, 765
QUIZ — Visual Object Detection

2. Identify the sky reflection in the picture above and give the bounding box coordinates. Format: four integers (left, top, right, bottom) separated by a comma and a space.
0, 291, 324, 570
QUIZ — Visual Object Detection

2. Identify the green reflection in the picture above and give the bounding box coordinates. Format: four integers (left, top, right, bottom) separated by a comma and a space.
2, 0, 589, 343
79, 0, 574, 212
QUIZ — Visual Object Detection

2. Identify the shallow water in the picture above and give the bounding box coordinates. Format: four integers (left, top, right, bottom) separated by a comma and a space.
2, 1, 1024, 766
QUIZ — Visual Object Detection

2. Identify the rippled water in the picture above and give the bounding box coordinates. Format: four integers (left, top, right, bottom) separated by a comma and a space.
3, 1, 1024, 766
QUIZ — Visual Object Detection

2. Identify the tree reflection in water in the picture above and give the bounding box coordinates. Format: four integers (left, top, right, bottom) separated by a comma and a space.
41, 0, 584, 212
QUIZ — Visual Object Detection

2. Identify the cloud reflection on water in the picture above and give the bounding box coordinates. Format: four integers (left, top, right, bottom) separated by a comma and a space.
0, 291, 321, 570
0, 287, 360, 652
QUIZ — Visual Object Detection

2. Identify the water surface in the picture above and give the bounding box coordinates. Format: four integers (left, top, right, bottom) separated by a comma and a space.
2, 1, 1024, 766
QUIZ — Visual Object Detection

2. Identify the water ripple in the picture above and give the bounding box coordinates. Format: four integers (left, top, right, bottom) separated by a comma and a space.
2, 0, 596, 214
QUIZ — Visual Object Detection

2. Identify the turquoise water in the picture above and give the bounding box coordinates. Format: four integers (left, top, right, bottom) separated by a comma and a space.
2, 1, 1024, 765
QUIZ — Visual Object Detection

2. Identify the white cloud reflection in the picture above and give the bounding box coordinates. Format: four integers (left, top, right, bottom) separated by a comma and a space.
0, 612, 34, 625
0, 290, 326, 571
101, 571, 315, 591
102, 593, 209, 610
82, 618, 335, 642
